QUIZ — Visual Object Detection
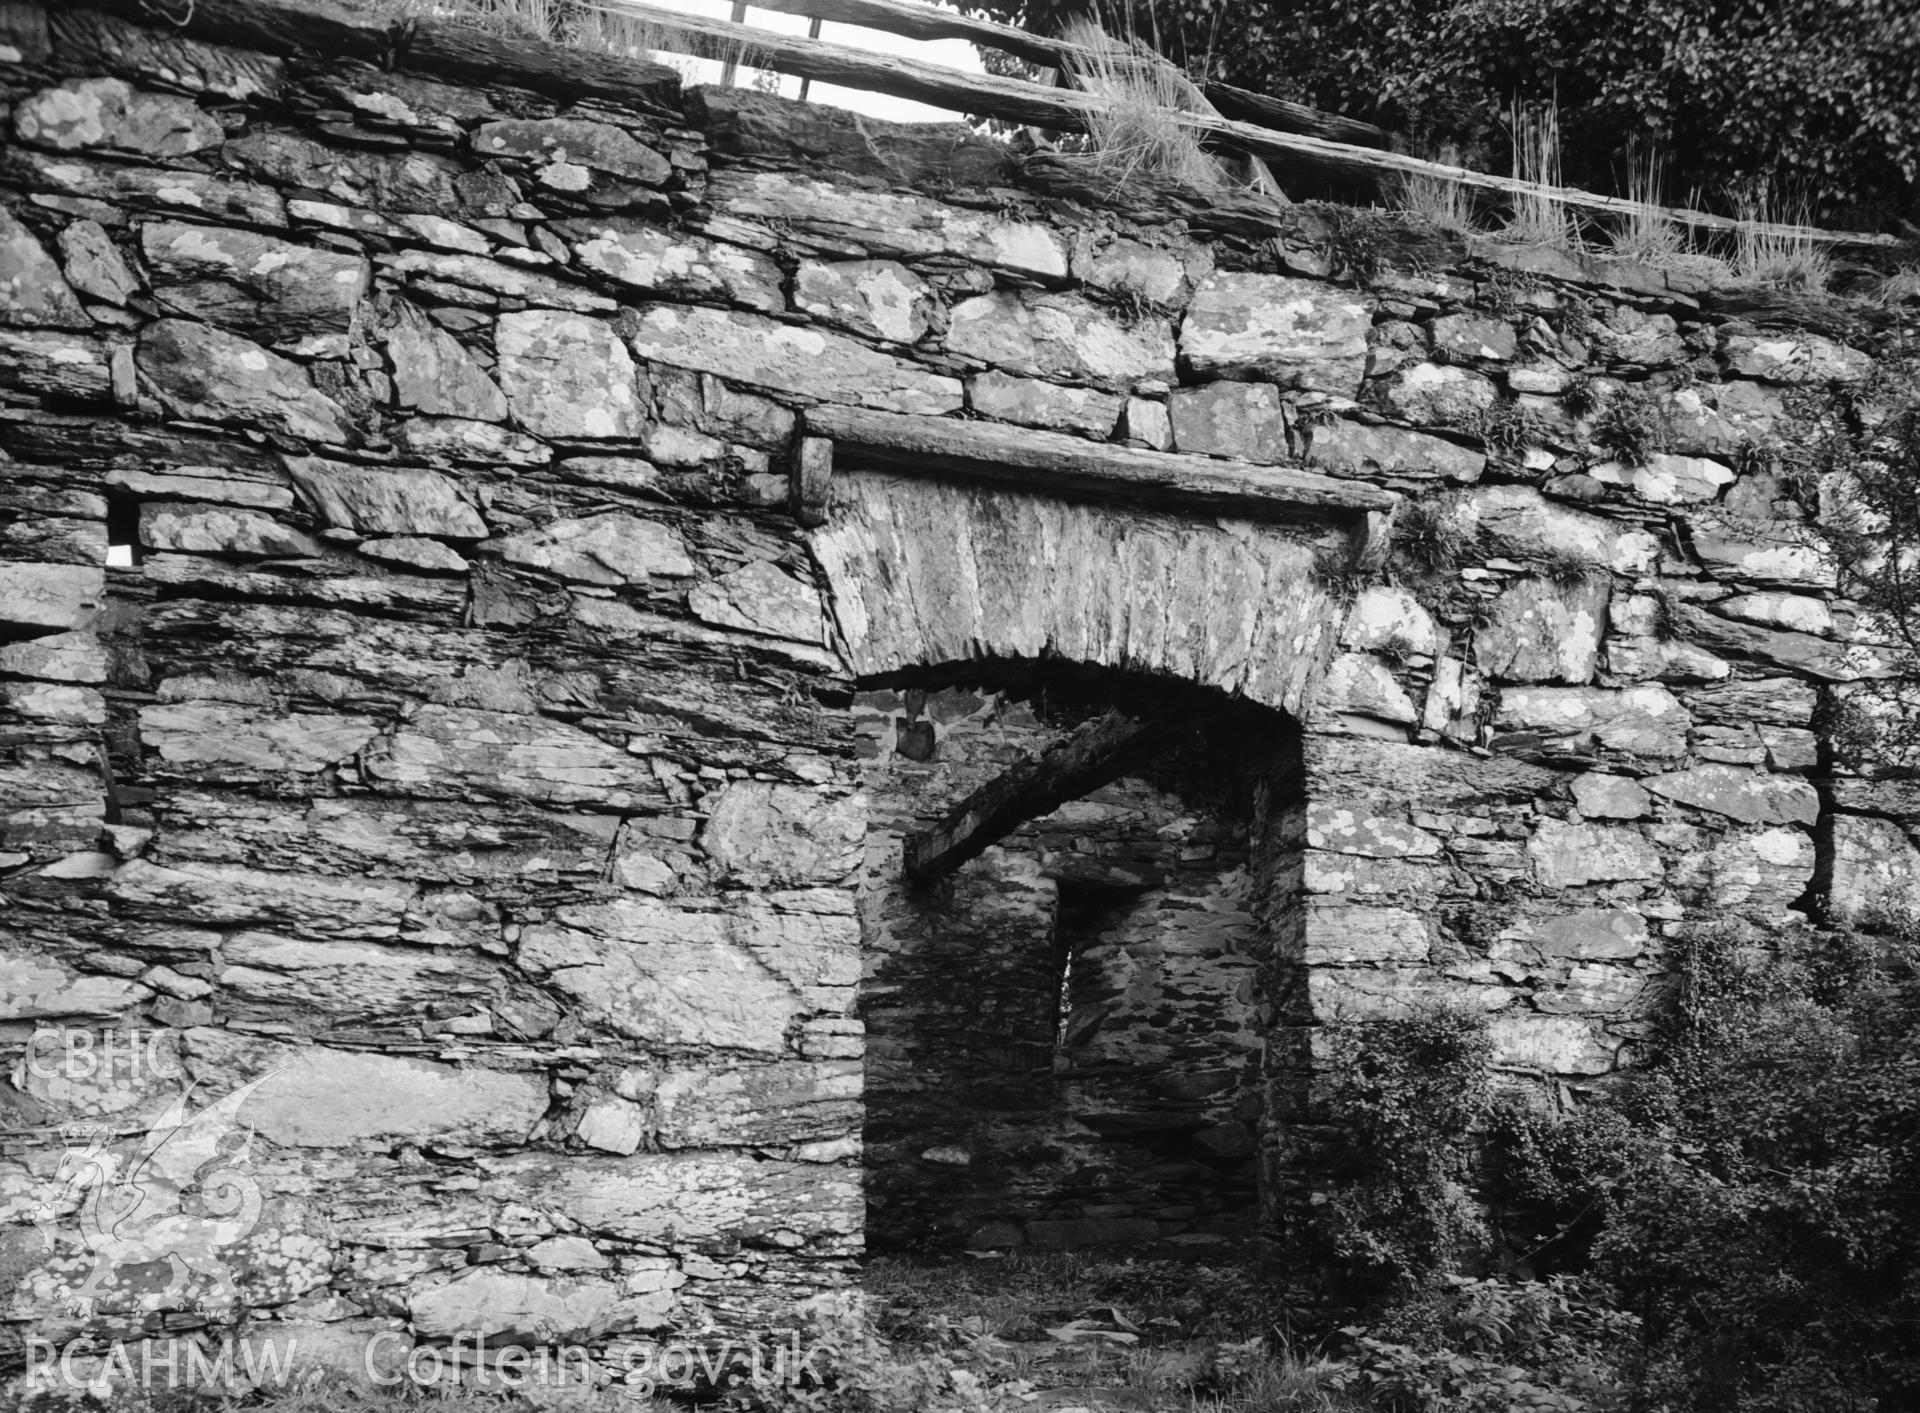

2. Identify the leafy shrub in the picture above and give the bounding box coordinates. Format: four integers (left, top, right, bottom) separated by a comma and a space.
1332, 1275, 1640, 1413
1494, 921, 1920, 1413
1304, 1008, 1495, 1299
978, 0, 1920, 230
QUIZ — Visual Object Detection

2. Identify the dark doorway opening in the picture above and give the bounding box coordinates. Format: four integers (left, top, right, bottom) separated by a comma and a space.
857, 666, 1303, 1255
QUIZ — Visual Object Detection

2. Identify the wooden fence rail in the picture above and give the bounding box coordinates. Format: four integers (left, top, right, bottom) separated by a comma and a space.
594, 0, 1895, 251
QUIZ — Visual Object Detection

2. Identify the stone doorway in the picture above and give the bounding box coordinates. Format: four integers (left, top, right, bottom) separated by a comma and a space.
853, 668, 1305, 1254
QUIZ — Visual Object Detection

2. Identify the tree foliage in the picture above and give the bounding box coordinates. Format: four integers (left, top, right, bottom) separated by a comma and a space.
1497, 922, 1920, 1412
966, 0, 1920, 229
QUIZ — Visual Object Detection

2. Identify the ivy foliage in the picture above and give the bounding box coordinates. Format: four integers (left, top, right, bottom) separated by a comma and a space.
966, 0, 1920, 228
1496, 922, 1920, 1412
1308, 1007, 1495, 1298
1786, 352, 1920, 772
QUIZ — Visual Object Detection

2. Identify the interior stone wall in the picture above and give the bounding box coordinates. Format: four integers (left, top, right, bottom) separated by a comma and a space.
1, 0, 1917, 1385
857, 684, 1277, 1254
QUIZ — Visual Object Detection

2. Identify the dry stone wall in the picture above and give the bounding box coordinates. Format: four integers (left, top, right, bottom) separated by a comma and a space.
1, 0, 1918, 1380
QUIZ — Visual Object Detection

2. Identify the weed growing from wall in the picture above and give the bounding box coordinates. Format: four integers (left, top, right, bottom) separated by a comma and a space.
1303, 1007, 1494, 1301
1589, 384, 1667, 466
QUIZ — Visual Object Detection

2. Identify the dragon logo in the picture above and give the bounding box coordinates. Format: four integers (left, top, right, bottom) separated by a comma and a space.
31, 1075, 275, 1317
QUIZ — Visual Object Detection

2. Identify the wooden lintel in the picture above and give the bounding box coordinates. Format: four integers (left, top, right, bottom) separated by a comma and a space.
905, 709, 1162, 884
802, 404, 1396, 520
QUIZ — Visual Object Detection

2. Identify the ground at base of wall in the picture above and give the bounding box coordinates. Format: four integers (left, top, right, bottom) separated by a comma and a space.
15, 1254, 1358, 1413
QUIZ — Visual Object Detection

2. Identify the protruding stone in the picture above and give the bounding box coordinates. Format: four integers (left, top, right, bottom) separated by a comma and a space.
1, 952, 149, 1020
1340, 587, 1440, 658
140, 221, 369, 354
1513, 907, 1648, 960
137, 319, 354, 444
0, 630, 106, 683
1571, 775, 1649, 820
1724, 332, 1871, 384
140, 701, 381, 773
288, 457, 488, 539
968, 370, 1122, 438
1495, 683, 1690, 759
705, 169, 1068, 279
1645, 764, 1820, 825
0, 564, 103, 632
629, 304, 962, 415
1535, 963, 1645, 1014
1474, 574, 1609, 684
473, 118, 671, 184
1528, 819, 1661, 887
497, 513, 693, 586
56, 218, 140, 306
1121, 396, 1173, 450
794, 259, 934, 342
1690, 527, 1835, 588
1464, 485, 1659, 574
1307, 802, 1441, 858
1828, 815, 1918, 921
702, 782, 865, 887
0, 328, 111, 399
1168, 381, 1288, 461
1379, 362, 1498, 426
576, 1096, 648, 1155
1080, 237, 1193, 307
568, 218, 784, 313
1488, 1014, 1616, 1074
0, 207, 87, 327
1430, 313, 1515, 362
140, 504, 321, 557
1179, 273, 1370, 394
1595, 308, 1683, 367
1315, 652, 1418, 728
496, 309, 645, 439
13, 77, 223, 156
359, 537, 470, 573
688, 560, 825, 644
1306, 419, 1485, 482
1589, 453, 1734, 505
1713, 592, 1833, 636
1664, 381, 1787, 456
380, 299, 508, 422
364, 705, 668, 810
947, 290, 1174, 393
1304, 900, 1430, 963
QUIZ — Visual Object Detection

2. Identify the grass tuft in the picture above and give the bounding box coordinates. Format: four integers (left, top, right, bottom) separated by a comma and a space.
1591, 383, 1668, 466
1730, 185, 1834, 292
1391, 498, 1477, 576
1396, 173, 1476, 235
1610, 142, 1685, 265
1060, 19, 1225, 193
1501, 98, 1577, 250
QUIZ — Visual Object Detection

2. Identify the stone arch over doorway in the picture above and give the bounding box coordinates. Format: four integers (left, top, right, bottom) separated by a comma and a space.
808, 468, 1368, 719
804, 456, 1370, 1252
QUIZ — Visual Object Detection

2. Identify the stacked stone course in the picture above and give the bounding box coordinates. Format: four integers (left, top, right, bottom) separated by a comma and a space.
1, 0, 1918, 1372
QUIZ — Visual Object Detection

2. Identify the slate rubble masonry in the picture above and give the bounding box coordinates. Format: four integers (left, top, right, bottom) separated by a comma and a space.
0, 0, 1912, 1369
